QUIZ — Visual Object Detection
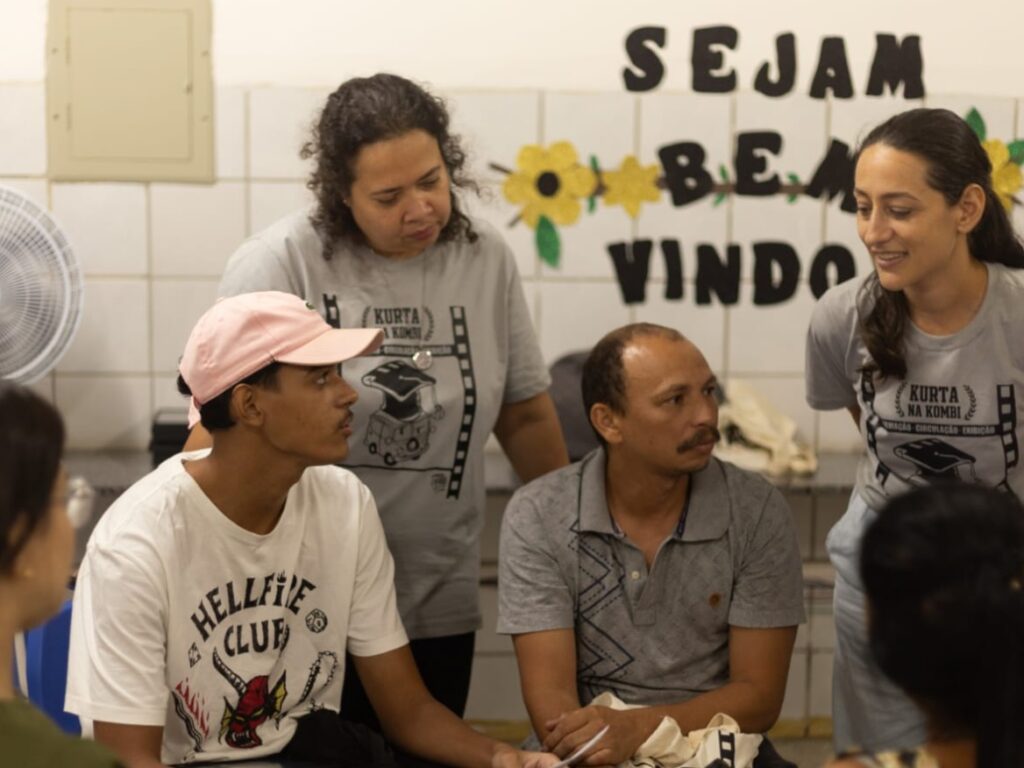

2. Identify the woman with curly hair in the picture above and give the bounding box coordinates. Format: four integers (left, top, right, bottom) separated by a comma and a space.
217, 73, 569, 724
805, 107, 1024, 754
0, 383, 120, 767
829, 482, 1024, 768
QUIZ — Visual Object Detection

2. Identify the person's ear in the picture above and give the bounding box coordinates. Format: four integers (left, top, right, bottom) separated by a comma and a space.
590, 403, 623, 445
230, 384, 265, 427
956, 183, 986, 233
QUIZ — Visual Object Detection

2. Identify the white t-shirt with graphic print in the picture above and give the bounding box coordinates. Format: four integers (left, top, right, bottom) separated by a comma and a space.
65, 450, 408, 765
806, 262, 1024, 511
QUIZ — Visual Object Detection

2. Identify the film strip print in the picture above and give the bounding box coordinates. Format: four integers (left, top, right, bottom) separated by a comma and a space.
447, 307, 474, 499
998, 384, 1018, 490
859, 373, 889, 484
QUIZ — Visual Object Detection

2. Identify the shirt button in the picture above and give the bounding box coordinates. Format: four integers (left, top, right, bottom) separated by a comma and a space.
630, 570, 641, 580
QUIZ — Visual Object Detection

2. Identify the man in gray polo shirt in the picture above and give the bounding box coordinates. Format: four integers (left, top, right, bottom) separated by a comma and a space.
498, 323, 804, 767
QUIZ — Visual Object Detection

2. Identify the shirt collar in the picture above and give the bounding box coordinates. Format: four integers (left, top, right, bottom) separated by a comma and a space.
577, 447, 731, 542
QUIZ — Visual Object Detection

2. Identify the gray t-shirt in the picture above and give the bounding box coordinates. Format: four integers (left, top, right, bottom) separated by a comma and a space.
497, 449, 805, 706
220, 209, 550, 638
805, 263, 1024, 511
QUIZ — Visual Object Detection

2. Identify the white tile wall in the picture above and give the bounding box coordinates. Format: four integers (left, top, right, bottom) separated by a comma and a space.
151, 182, 247, 276
538, 280, 631, 363
547, 203, 635, 279
214, 86, 247, 179
446, 90, 541, 183
55, 375, 152, 449
153, 373, 189, 413
924, 94, 1016, 137
728, 283, 817, 374
151, 279, 220, 372
57, 279, 150, 373
248, 87, 330, 180
249, 181, 313, 236
0, 83, 46, 175
543, 92, 637, 168
51, 183, 148, 275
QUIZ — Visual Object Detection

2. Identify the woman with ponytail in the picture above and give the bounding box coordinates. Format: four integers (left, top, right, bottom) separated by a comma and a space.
805, 107, 1024, 753
829, 482, 1024, 768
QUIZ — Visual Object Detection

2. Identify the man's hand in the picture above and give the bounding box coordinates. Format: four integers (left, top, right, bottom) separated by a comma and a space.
543, 705, 656, 767
492, 744, 561, 768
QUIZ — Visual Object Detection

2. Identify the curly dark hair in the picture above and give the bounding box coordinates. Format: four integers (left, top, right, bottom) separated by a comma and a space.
301, 73, 479, 260
855, 108, 1024, 379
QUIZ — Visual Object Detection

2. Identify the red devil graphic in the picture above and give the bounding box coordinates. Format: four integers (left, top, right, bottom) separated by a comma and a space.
213, 648, 287, 748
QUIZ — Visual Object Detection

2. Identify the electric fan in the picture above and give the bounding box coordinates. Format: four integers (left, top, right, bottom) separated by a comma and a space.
0, 185, 83, 383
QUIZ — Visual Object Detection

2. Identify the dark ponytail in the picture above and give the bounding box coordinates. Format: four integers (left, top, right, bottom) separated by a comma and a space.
856, 108, 1024, 379
861, 483, 1024, 767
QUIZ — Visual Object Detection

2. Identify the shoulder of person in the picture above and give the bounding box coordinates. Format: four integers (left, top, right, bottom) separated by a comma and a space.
459, 215, 515, 261
234, 207, 324, 260
811, 273, 868, 326
712, 456, 778, 499
990, 260, 1024, 298
506, 458, 585, 521
87, 452, 201, 549
301, 463, 377, 509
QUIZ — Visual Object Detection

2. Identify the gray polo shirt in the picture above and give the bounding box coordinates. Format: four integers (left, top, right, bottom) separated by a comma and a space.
498, 449, 805, 706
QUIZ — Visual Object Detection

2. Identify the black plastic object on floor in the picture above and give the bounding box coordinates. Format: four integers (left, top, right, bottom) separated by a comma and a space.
149, 408, 190, 467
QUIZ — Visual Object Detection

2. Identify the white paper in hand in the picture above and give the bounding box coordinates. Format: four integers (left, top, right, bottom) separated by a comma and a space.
551, 724, 610, 768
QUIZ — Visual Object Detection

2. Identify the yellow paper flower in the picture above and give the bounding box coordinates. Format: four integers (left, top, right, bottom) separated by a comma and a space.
503, 142, 597, 228
983, 139, 1022, 211
601, 156, 662, 218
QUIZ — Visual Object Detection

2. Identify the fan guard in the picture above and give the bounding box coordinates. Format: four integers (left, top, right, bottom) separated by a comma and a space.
0, 185, 83, 384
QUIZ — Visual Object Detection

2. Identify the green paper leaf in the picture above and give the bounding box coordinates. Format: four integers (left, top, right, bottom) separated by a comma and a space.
787, 172, 800, 184
712, 192, 726, 207
718, 163, 729, 182
787, 194, 797, 203
587, 155, 600, 214
536, 215, 560, 268
966, 108, 986, 141
1008, 140, 1024, 165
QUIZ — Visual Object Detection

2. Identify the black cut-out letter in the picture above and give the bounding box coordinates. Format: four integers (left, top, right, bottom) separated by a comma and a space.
692, 26, 738, 93
695, 244, 740, 305
661, 239, 684, 300
805, 139, 857, 212
608, 240, 653, 304
623, 26, 667, 92
866, 34, 924, 98
734, 132, 782, 196
754, 33, 796, 97
753, 242, 800, 305
809, 37, 854, 99
658, 142, 713, 206
809, 245, 857, 298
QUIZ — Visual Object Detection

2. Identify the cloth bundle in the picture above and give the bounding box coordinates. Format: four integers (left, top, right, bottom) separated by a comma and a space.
592, 693, 762, 768
714, 380, 818, 477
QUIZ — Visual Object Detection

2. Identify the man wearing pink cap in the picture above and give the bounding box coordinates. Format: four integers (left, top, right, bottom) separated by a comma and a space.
65, 292, 555, 768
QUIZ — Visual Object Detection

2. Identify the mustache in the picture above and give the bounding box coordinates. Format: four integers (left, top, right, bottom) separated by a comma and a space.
677, 427, 721, 453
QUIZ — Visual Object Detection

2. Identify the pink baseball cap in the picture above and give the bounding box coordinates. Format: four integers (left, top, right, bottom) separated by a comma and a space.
180, 291, 383, 407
